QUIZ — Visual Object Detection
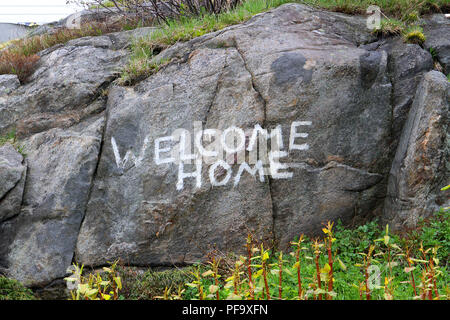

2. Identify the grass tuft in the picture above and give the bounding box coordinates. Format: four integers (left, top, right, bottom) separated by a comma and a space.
104, 208, 449, 300
403, 25, 426, 46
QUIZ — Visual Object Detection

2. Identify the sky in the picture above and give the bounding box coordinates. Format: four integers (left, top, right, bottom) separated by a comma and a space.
0, 0, 83, 24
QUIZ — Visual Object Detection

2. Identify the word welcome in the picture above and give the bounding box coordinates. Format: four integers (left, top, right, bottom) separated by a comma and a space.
111, 121, 312, 190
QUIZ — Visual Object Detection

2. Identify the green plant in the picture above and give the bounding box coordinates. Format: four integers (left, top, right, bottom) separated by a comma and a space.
116, 36, 171, 85
429, 47, 438, 60
290, 234, 306, 299
186, 266, 206, 300
409, 207, 449, 267
322, 221, 336, 299
0, 277, 35, 300
0, 130, 16, 147
65, 260, 122, 300
403, 25, 426, 45
173, 212, 448, 301
403, 10, 420, 23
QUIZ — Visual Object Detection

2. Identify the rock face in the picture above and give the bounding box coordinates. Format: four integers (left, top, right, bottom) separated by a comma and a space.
0, 143, 26, 222
0, 116, 104, 286
0, 27, 155, 138
384, 71, 449, 228
424, 14, 450, 74
0, 4, 448, 288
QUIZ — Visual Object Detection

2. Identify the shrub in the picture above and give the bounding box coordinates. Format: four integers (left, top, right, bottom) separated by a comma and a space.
176, 214, 449, 300
64, 260, 123, 300
63, 209, 449, 301
0, 277, 35, 300
0, 51, 40, 83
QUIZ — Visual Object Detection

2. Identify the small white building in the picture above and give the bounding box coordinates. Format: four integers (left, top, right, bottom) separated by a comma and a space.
0, 23, 30, 44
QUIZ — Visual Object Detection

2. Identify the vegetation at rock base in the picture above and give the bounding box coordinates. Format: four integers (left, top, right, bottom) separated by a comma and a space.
1, 207, 448, 300
0, 277, 35, 300
175, 214, 449, 300
64, 260, 123, 300
58, 207, 449, 300
116, 265, 196, 300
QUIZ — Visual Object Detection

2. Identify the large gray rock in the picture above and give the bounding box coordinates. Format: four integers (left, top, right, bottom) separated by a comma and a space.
0, 116, 104, 286
0, 143, 26, 222
378, 41, 433, 142
384, 71, 449, 229
424, 14, 450, 75
76, 3, 391, 266
0, 4, 448, 288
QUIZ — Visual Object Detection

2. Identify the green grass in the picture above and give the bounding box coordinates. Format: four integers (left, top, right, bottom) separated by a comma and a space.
117, 265, 196, 300
0, 277, 35, 300
104, 208, 449, 300
374, 18, 405, 36
0, 129, 16, 147
178, 210, 449, 300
